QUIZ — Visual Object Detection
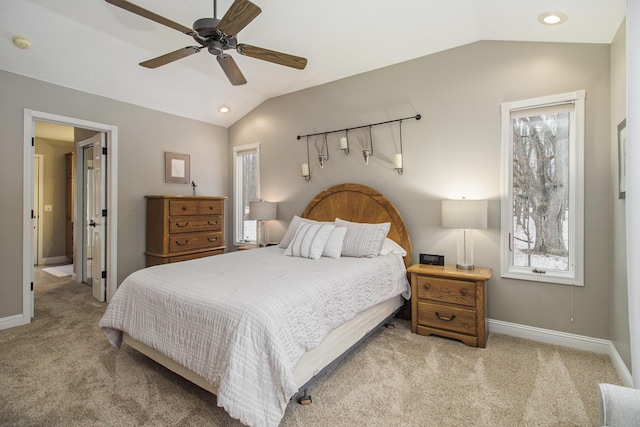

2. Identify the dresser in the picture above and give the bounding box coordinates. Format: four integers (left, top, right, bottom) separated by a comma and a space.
408, 264, 492, 348
145, 195, 226, 267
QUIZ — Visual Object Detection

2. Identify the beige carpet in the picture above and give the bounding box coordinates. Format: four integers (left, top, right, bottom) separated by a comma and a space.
0, 277, 621, 426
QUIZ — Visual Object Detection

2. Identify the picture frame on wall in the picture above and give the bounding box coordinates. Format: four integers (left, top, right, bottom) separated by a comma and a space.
165, 152, 190, 184
618, 119, 626, 199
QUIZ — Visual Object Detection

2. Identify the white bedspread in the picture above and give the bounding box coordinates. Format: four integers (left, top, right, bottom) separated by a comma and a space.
99, 246, 410, 427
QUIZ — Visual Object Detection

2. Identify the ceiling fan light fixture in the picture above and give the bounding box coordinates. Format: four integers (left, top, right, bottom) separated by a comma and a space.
538, 12, 567, 25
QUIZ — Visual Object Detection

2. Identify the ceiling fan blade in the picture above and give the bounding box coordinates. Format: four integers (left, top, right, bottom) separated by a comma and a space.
217, 54, 247, 86
140, 47, 201, 68
237, 44, 307, 70
105, 0, 196, 36
217, 0, 262, 36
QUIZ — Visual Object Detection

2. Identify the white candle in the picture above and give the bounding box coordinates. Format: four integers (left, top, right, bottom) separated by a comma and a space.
393, 153, 403, 169
339, 137, 348, 150
301, 163, 309, 177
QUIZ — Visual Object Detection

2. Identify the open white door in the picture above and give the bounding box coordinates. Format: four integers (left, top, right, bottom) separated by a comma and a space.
90, 133, 106, 302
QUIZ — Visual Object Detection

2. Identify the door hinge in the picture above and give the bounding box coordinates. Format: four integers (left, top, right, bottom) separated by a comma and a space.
101, 271, 107, 279
102, 209, 107, 217
102, 147, 107, 155
31, 210, 35, 219
31, 282, 34, 291
31, 137, 35, 147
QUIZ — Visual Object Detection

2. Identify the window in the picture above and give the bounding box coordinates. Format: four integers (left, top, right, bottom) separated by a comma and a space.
233, 143, 260, 245
500, 90, 585, 286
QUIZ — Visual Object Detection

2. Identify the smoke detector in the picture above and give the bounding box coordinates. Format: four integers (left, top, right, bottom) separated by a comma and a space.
12, 35, 33, 49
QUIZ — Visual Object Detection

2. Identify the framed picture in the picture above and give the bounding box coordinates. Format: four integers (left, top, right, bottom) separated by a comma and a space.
618, 119, 627, 199
165, 152, 190, 184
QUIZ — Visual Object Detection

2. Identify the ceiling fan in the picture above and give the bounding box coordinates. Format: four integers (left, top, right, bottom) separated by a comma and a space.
105, 0, 308, 86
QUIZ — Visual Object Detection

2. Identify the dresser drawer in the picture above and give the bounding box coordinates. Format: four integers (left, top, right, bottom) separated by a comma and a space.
169, 215, 222, 234
169, 231, 223, 252
417, 301, 476, 336
416, 275, 476, 307
169, 249, 224, 263
169, 199, 223, 216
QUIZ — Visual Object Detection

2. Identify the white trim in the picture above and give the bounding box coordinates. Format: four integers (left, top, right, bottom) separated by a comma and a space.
489, 318, 632, 386
0, 314, 29, 330
21, 110, 119, 317
500, 90, 585, 286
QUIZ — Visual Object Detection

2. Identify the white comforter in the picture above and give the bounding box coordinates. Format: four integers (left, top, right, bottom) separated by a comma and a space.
99, 246, 410, 427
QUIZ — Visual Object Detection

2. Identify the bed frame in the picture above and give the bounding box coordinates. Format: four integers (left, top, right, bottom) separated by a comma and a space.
123, 183, 412, 409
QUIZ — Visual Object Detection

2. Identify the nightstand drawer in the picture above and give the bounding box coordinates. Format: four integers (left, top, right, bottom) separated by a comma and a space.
416, 275, 476, 307
417, 301, 476, 336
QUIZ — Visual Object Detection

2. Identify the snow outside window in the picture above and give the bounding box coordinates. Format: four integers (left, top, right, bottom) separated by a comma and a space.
233, 143, 260, 245
500, 91, 585, 286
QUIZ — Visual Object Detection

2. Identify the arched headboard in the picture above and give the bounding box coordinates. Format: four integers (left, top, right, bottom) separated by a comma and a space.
301, 183, 412, 268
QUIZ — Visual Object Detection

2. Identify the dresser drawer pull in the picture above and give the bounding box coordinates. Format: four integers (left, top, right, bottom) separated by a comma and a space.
175, 221, 189, 228
209, 206, 214, 210
182, 206, 187, 210
460, 289, 467, 296
421, 284, 430, 291
175, 240, 189, 246
208, 237, 218, 242
208, 220, 218, 225
435, 312, 456, 321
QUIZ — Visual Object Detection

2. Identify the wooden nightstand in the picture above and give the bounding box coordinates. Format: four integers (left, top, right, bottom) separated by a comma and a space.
408, 264, 492, 348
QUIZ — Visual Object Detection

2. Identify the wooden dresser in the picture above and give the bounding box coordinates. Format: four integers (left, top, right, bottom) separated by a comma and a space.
408, 264, 492, 348
145, 195, 226, 267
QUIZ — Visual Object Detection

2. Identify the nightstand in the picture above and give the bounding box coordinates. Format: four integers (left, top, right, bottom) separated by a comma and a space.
407, 264, 492, 348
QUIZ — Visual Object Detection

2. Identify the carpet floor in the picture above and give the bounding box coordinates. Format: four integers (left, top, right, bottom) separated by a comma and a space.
0, 277, 622, 426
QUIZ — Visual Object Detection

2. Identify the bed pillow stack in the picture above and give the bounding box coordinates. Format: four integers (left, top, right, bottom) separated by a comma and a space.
281, 215, 393, 260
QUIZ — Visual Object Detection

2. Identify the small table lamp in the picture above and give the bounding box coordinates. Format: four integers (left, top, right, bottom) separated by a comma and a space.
248, 201, 277, 247
441, 199, 487, 270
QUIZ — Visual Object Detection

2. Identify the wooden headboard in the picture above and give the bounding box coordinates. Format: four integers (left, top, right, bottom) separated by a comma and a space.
301, 183, 412, 268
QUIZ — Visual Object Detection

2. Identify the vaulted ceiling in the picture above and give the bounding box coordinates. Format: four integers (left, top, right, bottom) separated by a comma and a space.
1, 0, 626, 128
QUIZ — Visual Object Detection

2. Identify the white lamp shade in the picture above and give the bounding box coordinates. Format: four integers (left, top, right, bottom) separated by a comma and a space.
248, 201, 277, 221
441, 200, 487, 229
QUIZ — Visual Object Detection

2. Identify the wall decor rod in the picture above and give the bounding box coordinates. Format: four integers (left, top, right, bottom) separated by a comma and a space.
296, 114, 421, 140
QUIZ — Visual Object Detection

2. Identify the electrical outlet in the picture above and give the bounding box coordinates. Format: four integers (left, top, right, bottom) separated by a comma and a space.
44, 205, 53, 212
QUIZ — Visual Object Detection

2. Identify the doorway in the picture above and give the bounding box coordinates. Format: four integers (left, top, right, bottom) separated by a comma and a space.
22, 109, 118, 324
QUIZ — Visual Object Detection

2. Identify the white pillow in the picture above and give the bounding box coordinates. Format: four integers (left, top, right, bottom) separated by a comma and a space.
284, 223, 335, 260
279, 215, 333, 249
322, 227, 347, 259
379, 238, 407, 257
335, 218, 391, 258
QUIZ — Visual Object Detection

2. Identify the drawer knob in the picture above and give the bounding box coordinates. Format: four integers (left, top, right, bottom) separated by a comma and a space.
209, 206, 214, 210
175, 240, 188, 246
460, 289, 467, 296
182, 206, 187, 211
435, 311, 456, 321
176, 222, 189, 228
421, 283, 430, 291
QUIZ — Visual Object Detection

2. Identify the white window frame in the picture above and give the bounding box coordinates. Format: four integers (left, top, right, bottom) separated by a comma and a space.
233, 143, 261, 246
500, 90, 585, 286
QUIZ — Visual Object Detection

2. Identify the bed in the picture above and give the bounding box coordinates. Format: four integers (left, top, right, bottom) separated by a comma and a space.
99, 183, 412, 427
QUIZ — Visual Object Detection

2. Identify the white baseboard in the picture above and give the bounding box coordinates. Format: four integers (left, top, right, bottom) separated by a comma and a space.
0, 313, 29, 331
488, 319, 633, 387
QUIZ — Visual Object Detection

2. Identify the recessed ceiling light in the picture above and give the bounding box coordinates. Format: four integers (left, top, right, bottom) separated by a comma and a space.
538, 12, 567, 25
12, 35, 33, 49
219, 106, 230, 113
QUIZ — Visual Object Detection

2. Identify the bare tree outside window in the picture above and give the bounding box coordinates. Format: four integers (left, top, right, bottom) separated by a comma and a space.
233, 144, 261, 245
512, 112, 570, 271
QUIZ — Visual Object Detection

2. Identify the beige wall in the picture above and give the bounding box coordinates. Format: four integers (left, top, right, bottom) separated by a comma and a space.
34, 137, 74, 260
610, 20, 631, 369
0, 70, 228, 319
229, 40, 615, 340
